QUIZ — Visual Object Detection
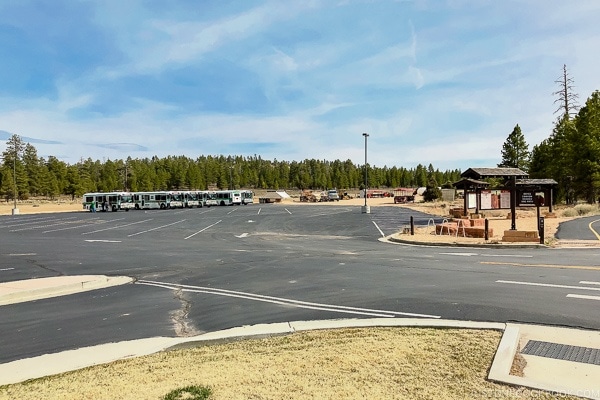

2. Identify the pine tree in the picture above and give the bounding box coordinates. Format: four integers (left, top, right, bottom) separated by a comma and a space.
498, 124, 530, 171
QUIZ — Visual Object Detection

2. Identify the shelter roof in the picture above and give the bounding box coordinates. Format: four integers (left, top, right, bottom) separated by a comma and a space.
461, 167, 528, 180
452, 178, 490, 189
516, 178, 558, 187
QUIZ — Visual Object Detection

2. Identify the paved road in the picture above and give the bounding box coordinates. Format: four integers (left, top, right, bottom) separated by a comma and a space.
1, 205, 599, 364
556, 215, 600, 241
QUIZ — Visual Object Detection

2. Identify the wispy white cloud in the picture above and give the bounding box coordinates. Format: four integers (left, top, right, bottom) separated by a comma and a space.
1, 0, 599, 172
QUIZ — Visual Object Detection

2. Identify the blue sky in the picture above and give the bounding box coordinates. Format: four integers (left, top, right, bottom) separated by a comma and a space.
1, 0, 599, 170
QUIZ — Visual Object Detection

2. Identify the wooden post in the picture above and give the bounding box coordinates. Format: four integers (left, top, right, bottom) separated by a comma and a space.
510, 177, 517, 230
484, 219, 489, 241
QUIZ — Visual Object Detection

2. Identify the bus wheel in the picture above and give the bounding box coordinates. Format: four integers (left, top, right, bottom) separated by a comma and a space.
220, 201, 225, 206
112, 205, 117, 212
160, 203, 166, 210
125, 208, 129, 212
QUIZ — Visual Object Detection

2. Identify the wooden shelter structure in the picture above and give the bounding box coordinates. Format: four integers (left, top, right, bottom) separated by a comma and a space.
453, 167, 557, 230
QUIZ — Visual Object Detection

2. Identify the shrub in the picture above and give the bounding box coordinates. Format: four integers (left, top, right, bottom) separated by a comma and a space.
561, 204, 600, 217
561, 208, 578, 217
163, 385, 212, 400
574, 204, 600, 216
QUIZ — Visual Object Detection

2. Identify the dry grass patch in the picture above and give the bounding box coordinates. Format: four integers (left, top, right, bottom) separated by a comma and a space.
0, 327, 575, 400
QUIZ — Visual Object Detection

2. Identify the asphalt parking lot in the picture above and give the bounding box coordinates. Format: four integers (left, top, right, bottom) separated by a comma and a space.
1, 204, 599, 365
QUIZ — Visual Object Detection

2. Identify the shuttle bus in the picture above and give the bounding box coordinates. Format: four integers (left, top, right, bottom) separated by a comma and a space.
240, 190, 254, 205
83, 192, 135, 212
214, 190, 242, 206
169, 191, 184, 208
132, 191, 172, 210
204, 191, 219, 207
183, 191, 202, 208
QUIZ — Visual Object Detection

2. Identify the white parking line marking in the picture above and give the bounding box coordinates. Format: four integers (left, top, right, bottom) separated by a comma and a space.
567, 294, 600, 301
284, 208, 292, 215
580, 281, 600, 286
7, 253, 36, 256
497, 280, 600, 292
84, 240, 122, 243
184, 220, 222, 240
227, 208, 238, 215
43, 218, 117, 233
235, 233, 249, 238
0, 268, 15, 271
128, 219, 186, 237
137, 280, 441, 319
257, 208, 261, 215
9, 217, 83, 232
82, 219, 153, 235
439, 253, 533, 258
372, 221, 385, 237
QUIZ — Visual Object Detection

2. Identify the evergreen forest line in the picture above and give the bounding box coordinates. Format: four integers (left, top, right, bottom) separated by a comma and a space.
0, 138, 461, 201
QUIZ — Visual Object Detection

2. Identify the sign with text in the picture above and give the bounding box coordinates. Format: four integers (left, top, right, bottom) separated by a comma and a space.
518, 190, 545, 207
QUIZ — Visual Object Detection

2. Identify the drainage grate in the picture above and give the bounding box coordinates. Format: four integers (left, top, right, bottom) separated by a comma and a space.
521, 340, 600, 366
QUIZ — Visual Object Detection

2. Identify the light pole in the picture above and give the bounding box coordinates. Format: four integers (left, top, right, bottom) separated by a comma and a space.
229, 161, 235, 190
12, 154, 18, 214
362, 132, 370, 214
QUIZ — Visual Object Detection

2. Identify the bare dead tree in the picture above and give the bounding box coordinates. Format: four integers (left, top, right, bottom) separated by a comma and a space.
553, 64, 579, 119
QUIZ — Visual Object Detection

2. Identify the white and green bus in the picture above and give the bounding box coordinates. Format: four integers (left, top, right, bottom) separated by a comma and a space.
183, 191, 202, 208
168, 191, 185, 208
240, 190, 254, 205
204, 191, 219, 207
83, 192, 135, 212
132, 191, 172, 210
213, 190, 242, 206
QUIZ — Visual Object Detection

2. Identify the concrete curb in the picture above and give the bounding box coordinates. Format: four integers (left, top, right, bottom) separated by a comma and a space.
385, 235, 547, 249
0, 318, 505, 386
488, 324, 520, 383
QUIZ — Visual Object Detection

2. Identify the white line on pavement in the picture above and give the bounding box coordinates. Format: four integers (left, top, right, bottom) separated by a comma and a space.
43, 218, 119, 233
84, 240, 122, 243
497, 280, 600, 292
137, 280, 441, 319
227, 208, 238, 215
82, 219, 153, 235
257, 208, 261, 215
580, 281, 600, 286
7, 253, 36, 256
372, 221, 385, 237
0, 268, 15, 271
439, 252, 479, 257
567, 294, 600, 301
184, 220, 222, 240
439, 252, 533, 258
284, 208, 292, 215
128, 219, 187, 237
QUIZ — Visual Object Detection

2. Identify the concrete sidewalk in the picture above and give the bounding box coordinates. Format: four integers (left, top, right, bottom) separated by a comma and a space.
0, 275, 133, 306
0, 275, 599, 399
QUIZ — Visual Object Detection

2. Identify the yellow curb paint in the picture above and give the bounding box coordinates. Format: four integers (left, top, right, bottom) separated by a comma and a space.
588, 218, 600, 241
